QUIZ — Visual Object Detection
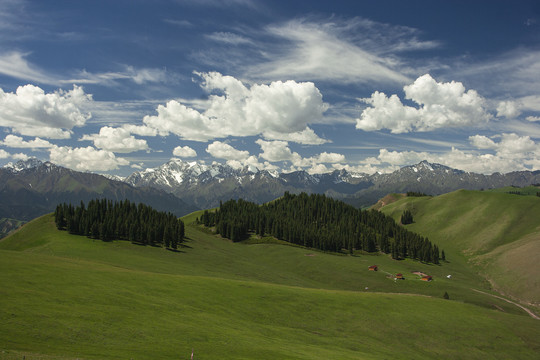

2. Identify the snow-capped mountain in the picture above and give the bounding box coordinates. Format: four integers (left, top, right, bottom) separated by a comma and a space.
0, 159, 196, 225
4, 158, 540, 227
3, 158, 46, 173
124, 158, 374, 209
125, 158, 540, 209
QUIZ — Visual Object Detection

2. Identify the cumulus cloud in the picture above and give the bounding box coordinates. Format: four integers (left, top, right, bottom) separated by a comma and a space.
261, 128, 328, 145
370, 133, 540, 174
496, 100, 521, 118
0, 149, 9, 158
12, 152, 29, 160
356, 74, 491, 133
255, 139, 345, 173
256, 139, 301, 163
122, 124, 158, 137
206, 141, 249, 160
173, 145, 197, 158
0, 135, 53, 148
0, 84, 92, 138
469, 133, 537, 158
315, 152, 346, 163
205, 140, 277, 171
49, 145, 129, 172
142, 72, 328, 144
80, 126, 149, 153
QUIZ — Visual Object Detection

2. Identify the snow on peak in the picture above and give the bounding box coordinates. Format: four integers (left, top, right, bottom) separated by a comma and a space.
3, 158, 43, 172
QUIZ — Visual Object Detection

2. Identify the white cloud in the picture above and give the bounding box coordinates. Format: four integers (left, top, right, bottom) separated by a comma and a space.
0, 149, 9, 158
496, 100, 521, 118
128, 67, 168, 84
0, 52, 57, 84
205, 32, 252, 45
204, 140, 278, 171
357, 74, 491, 133
143, 72, 328, 144
526, 116, 540, 122
470, 133, 537, 158
453, 49, 540, 98
315, 152, 346, 163
371, 133, 540, 174
256, 139, 300, 163
0, 135, 53, 148
255, 139, 345, 173
173, 145, 197, 158
49, 146, 129, 171
60, 66, 169, 86
206, 141, 249, 161
80, 126, 149, 153
469, 135, 496, 150
377, 148, 430, 165
225, 155, 275, 171
520, 95, 540, 112
246, 17, 425, 84
12, 152, 29, 160
122, 124, 158, 136
0, 84, 92, 138
262, 128, 329, 145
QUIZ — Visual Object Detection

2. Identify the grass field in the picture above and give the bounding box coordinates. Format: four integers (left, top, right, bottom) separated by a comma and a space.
1, 210, 539, 359
380, 189, 540, 308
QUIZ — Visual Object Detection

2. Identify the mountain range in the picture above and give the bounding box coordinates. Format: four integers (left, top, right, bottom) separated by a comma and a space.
124, 158, 540, 209
2, 157, 540, 237
0, 159, 196, 236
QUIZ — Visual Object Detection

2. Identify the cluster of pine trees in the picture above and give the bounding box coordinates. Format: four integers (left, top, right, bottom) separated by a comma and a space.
406, 191, 428, 197
54, 199, 184, 249
400, 209, 414, 225
198, 192, 443, 264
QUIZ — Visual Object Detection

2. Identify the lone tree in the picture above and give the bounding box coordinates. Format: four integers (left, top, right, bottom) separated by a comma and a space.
443, 291, 450, 300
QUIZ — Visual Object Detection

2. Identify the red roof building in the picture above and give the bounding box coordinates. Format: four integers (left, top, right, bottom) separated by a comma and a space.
368, 265, 378, 271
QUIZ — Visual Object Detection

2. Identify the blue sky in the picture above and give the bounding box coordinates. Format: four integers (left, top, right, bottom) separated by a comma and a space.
1, 0, 540, 176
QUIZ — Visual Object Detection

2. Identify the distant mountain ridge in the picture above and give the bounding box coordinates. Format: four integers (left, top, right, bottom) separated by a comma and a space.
0, 160, 196, 232
124, 158, 373, 209
3, 158, 540, 231
125, 158, 540, 209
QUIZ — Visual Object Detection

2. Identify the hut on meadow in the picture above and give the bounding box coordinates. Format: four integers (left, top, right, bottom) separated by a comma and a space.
368, 265, 378, 271
395, 273, 404, 280
421, 275, 433, 281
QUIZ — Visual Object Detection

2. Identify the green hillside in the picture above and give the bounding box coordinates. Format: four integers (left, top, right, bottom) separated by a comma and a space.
380, 189, 540, 309
0, 212, 539, 359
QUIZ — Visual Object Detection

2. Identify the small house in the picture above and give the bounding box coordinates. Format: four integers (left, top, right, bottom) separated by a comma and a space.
368, 265, 378, 271
395, 273, 404, 280
421, 275, 433, 281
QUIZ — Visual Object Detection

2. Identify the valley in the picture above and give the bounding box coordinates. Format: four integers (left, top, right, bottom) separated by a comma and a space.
1, 190, 539, 359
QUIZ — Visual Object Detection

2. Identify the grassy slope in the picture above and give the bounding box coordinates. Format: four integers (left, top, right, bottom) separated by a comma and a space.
380, 190, 540, 308
0, 213, 539, 359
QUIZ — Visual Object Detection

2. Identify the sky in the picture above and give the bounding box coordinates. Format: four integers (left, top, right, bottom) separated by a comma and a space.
1, 0, 540, 176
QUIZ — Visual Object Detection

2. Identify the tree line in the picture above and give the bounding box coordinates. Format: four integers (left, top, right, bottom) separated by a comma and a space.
197, 192, 443, 264
54, 199, 184, 249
